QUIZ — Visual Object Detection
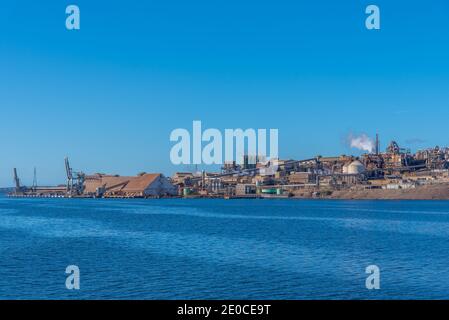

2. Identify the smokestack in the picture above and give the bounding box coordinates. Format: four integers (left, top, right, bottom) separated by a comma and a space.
375, 134, 379, 155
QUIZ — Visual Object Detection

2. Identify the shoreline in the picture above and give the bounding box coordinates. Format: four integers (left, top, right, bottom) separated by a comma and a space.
292, 183, 449, 200
4, 195, 449, 201
3, 183, 449, 201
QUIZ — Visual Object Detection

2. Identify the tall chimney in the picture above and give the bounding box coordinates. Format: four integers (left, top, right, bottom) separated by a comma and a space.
375, 133, 379, 155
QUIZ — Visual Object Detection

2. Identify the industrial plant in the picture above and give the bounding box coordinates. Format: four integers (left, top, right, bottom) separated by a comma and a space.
8, 135, 449, 200
172, 135, 449, 200
10, 157, 177, 198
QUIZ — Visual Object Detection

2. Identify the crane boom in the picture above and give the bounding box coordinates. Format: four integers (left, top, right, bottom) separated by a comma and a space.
13, 168, 20, 190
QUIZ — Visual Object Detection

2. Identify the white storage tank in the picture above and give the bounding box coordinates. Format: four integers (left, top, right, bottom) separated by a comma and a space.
347, 160, 365, 174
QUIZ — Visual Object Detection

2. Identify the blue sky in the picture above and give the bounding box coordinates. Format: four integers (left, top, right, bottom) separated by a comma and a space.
1, 0, 449, 186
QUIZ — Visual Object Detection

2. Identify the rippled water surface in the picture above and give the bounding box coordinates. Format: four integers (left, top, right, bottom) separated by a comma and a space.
1, 196, 448, 299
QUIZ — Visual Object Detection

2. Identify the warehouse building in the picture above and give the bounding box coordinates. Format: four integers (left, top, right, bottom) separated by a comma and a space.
84, 173, 178, 198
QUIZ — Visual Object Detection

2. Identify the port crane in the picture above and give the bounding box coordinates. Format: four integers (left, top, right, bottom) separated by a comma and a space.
32, 167, 37, 192
65, 157, 85, 196
12, 168, 25, 194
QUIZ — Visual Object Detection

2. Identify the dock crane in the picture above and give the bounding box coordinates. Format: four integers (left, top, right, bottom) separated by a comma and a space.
13, 168, 23, 194
32, 167, 37, 192
65, 157, 85, 196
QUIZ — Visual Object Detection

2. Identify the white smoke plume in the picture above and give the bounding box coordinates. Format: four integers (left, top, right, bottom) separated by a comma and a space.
349, 134, 374, 153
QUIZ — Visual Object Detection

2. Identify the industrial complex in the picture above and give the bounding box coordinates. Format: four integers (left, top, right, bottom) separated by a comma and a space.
8, 135, 449, 200
10, 158, 177, 198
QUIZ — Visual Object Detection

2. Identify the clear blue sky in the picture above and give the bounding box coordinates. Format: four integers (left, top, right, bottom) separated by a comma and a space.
1, 0, 449, 186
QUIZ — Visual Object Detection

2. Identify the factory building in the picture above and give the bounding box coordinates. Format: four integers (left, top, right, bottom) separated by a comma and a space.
235, 184, 257, 196
84, 173, 178, 198
288, 172, 316, 184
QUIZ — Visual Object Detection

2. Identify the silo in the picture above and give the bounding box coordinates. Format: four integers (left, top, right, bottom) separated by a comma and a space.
347, 160, 365, 174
